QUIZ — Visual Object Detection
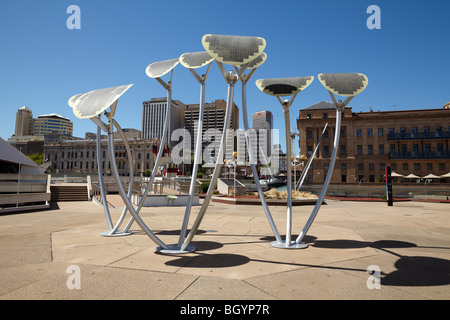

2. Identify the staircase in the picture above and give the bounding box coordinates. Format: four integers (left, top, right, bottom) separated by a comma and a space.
50, 184, 89, 202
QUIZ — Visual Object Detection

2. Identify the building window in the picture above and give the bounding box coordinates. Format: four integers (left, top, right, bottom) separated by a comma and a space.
340, 129, 345, 137
414, 163, 420, 170
307, 130, 312, 138
341, 175, 347, 182
425, 143, 431, 152
341, 163, 347, 171
367, 129, 372, 137
307, 145, 313, 156
324, 130, 328, 138
356, 129, 362, 137
390, 144, 395, 154
369, 175, 375, 182
380, 163, 385, 170
427, 163, 432, 170
379, 144, 384, 155
323, 113, 328, 119
340, 145, 346, 156
424, 126, 429, 133
358, 163, 364, 171
368, 145, 373, 155
378, 128, 383, 136
439, 163, 445, 170
307, 114, 312, 119
357, 145, 362, 155
323, 145, 329, 155
391, 163, 397, 170
369, 163, 374, 170
403, 163, 408, 170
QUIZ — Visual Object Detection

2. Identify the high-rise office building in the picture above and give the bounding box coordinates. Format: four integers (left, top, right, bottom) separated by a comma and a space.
142, 98, 184, 146
34, 114, 73, 136
15, 106, 34, 137
184, 99, 239, 162
252, 110, 273, 159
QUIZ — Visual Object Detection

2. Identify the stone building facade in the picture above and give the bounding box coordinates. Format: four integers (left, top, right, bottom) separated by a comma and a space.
43, 137, 167, 177
297, 101, 450, 184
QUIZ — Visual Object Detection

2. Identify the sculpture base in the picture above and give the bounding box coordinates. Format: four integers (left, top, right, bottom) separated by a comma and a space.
270, 241, 308, 249
156, 244, 196, 255
100, 231, 133, 237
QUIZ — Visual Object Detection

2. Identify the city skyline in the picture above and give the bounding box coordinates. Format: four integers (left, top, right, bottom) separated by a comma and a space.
1, 1, 449, 152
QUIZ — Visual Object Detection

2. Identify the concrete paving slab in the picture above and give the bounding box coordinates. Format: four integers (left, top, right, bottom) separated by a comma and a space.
0, 197, 448, 301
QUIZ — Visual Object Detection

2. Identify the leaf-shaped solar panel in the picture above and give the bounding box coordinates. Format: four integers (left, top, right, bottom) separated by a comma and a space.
202, 34, 266, 66
69, 84, 133, 119
318, 73, 368, 97
179, 51, 214, 69
146, 58, 180, 78
239, 53, 267, 70
255, 77, 314, 97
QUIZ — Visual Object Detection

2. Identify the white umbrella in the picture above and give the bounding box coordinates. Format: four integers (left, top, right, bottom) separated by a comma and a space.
440, 172, 450, 178
422, 174, 440, 179
405, 174, 420, 179
391, 171, 404, 177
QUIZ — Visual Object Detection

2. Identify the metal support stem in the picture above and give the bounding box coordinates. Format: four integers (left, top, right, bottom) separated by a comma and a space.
283, 108, 293, 247
177, 77, 206, 248
181, 71, 236, 251
296, 123, 328, 191
95, 124, 113, 231
296, 94, 353, 244
123, 82, 173, 233
105, 119, 135, 236
241, 81, 282, 243
107, 132, 168, 249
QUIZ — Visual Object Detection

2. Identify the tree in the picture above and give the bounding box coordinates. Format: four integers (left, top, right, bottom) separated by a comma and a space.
27, 153, 44, 166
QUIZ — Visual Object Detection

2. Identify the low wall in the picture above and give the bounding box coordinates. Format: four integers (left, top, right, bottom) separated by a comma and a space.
132, 194, 199, 207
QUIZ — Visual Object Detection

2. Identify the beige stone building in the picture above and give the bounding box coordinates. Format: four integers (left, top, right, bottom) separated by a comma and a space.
298, 101, 450, 184
43, 137, 164, 177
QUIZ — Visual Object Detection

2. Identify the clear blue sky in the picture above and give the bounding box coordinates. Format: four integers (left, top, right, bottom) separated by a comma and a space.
1, 0, 449, 152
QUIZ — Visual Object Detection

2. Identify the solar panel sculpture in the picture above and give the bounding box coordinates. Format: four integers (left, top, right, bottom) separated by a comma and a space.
69, 84, 135, 237
177, 51, 213, 252
179, 34, 267, 252
68, 33, 368, 255
295, 73, 368, 246
256, 77, 314, 248
69, 84, 172, 250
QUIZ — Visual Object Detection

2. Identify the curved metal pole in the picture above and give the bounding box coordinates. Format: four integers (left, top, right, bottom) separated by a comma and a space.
108, 119, 135, 235
181, 76, 236, 251
108, 132, 168, 249
296, 123, 328, 191
296, 95, 352, 244
241, 81, 282, 244
178, 76, 207, 247
283, 109, 293, 247
123, 82, 173, 233
96, 124, 113, 230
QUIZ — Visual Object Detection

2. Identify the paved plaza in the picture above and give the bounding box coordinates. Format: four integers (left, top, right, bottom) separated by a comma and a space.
0, 197, 449, 301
